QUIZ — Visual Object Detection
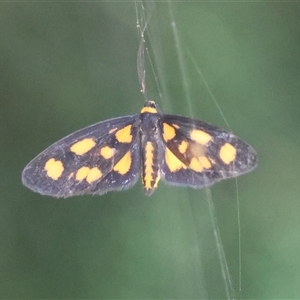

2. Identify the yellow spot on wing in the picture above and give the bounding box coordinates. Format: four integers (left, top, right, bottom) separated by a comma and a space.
219, 143, 236, 164
76, 166, 102, 183
165, 148, 187, 172
86, 167, 102, 183
70, 138, 96, 155
141, 106, 157, 114
76, 167, 90, 181
115, 125, 132, 143
189, 157, 203, 172
100, 146, 115, 159
163, 123, 176, 142
113, 151, 131, 175
198, 156, 212, 169
44, 158, 64, 180
178, 140, 188, 154
190, 130, 212, 145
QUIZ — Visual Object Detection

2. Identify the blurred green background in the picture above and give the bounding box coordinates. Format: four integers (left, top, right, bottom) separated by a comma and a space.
1, 2, 300, 299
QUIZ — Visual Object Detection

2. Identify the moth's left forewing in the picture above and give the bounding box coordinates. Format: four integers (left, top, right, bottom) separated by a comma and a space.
22, 115, 141, 197
160, 114, 257, 188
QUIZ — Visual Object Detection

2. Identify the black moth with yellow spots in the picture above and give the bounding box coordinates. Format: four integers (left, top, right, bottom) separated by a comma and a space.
22, 101, 257, 197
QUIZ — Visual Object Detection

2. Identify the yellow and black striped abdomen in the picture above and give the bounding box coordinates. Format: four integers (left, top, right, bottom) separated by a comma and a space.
141, 137, 161, 195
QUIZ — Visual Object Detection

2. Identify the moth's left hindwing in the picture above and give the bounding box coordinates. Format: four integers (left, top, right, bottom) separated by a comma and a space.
160, 114, 257, 189
22, 115, 141, 197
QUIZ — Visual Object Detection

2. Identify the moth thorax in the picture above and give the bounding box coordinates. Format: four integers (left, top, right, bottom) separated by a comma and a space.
140, 113, 160, 136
